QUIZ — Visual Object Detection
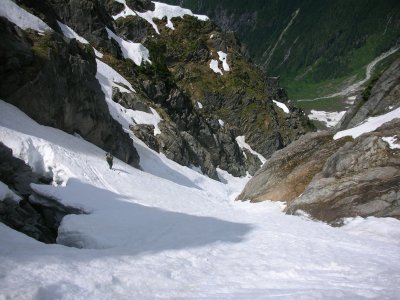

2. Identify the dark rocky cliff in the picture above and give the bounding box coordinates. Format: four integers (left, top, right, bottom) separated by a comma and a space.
1, 0, 313, 179
0, 16, 140, 167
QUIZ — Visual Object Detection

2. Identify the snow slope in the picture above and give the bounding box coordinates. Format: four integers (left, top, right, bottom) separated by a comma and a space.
1, 99, 400, 299
0, 0, 52, 33
113, 0, 208, 34
334, 107, 400, 140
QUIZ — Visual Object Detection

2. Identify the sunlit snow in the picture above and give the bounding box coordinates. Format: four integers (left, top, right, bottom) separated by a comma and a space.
217, 51, 230, 71
236, 136, 266, 165
382, 136, 400, 149
113, 0, 208, 34
308, 110, 346, 128
0, 100, 400, 298
105, 27, 150, 66
95, 59, 162, 135
334, 107, 400, 140
210, 59, 223, 75
0, 0, 52, 32
272, 100, 290, 114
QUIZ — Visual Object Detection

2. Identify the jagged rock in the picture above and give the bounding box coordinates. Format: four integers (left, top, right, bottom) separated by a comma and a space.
112, 87, 152, 113
115, 15, 156, 43
337, 58, 400, 130
130, 124, 160, 152
45, 0, 119, 54
0, 142, 52, 196
6, 0, 313, 180
0, 143, 55, 243
242, 149, 262, 176
0, 19, 140, 168
287, 119, 400, 224
104, 0, 125, 16
236, 131, 349, 202
126, 0, 155, 12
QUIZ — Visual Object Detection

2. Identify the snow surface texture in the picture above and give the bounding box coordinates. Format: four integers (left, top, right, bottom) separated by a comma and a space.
57, 21, 103, 58
334, 107, 400, 140
1, 100, 400, 298
95, 59, 162, 135
209, 59, 223, 75
217, 51, 230, 71
236, 136, 266, 165
382, 136, 400, 149
210, 52, 230, 75
272, 100, 290, 114
308, 110, 346, 128
0, 181, 21, 203
113, 0, 208, 34
105, 27, 150, 66
0, 0, 52, 32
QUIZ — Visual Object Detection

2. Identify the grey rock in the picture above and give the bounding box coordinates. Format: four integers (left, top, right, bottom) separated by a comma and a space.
115, 15, 156, 43
126, 0, 155, 12
0, 143, 55, 243
112, 87, 152, 113
0, 19, 140, 167
130, 124, 160, 152
237, 131, 348, 202
337, 58, 400, 130
287, 119, 400, 223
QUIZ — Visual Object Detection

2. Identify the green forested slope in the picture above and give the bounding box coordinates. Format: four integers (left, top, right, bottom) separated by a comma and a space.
166, 0, 400, 100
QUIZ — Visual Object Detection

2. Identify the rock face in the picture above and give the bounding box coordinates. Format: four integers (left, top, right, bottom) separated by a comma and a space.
338, 58, 400, 130
287, 119, 400, 224
0, 143, 54, 243
2, 0, 313, 179
238, 119, 400, 224
0, 17, 139, 167
238, 58, 400, 224
236, 131, 349, 203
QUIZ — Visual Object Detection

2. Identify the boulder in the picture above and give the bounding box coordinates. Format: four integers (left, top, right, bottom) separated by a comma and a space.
237, 131, 349, 202
287, 119, 400, 225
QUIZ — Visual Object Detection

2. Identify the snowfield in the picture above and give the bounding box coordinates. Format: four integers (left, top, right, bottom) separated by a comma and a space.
1, 99, 400, 299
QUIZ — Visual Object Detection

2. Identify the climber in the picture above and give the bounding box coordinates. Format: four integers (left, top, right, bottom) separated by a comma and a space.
106, 152, 113, 170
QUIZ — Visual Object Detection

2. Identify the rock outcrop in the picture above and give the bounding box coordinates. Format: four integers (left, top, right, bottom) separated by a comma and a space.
236, 131, 349, 203
0, 143, 56, 243
287, 119, 400, 225
0, 17, 139, 167
238, 58, 400, 224
337, 58, 400, 130
1, 0, 313, 179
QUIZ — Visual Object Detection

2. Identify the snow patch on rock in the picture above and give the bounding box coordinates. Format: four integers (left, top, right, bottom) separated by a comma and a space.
218, 51, 230, 71
0, 0, 52, 33
382, 136, 400, 149
236, 136, 266, 165
96, 59, 161, 136
308, 110, 346, 128
334, 107, 400, 140
272, 100, 290, 114
210, 59, 223, 75
57, 21, 103, 58
113, 0, 208, 34
106, 27, 150, 66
